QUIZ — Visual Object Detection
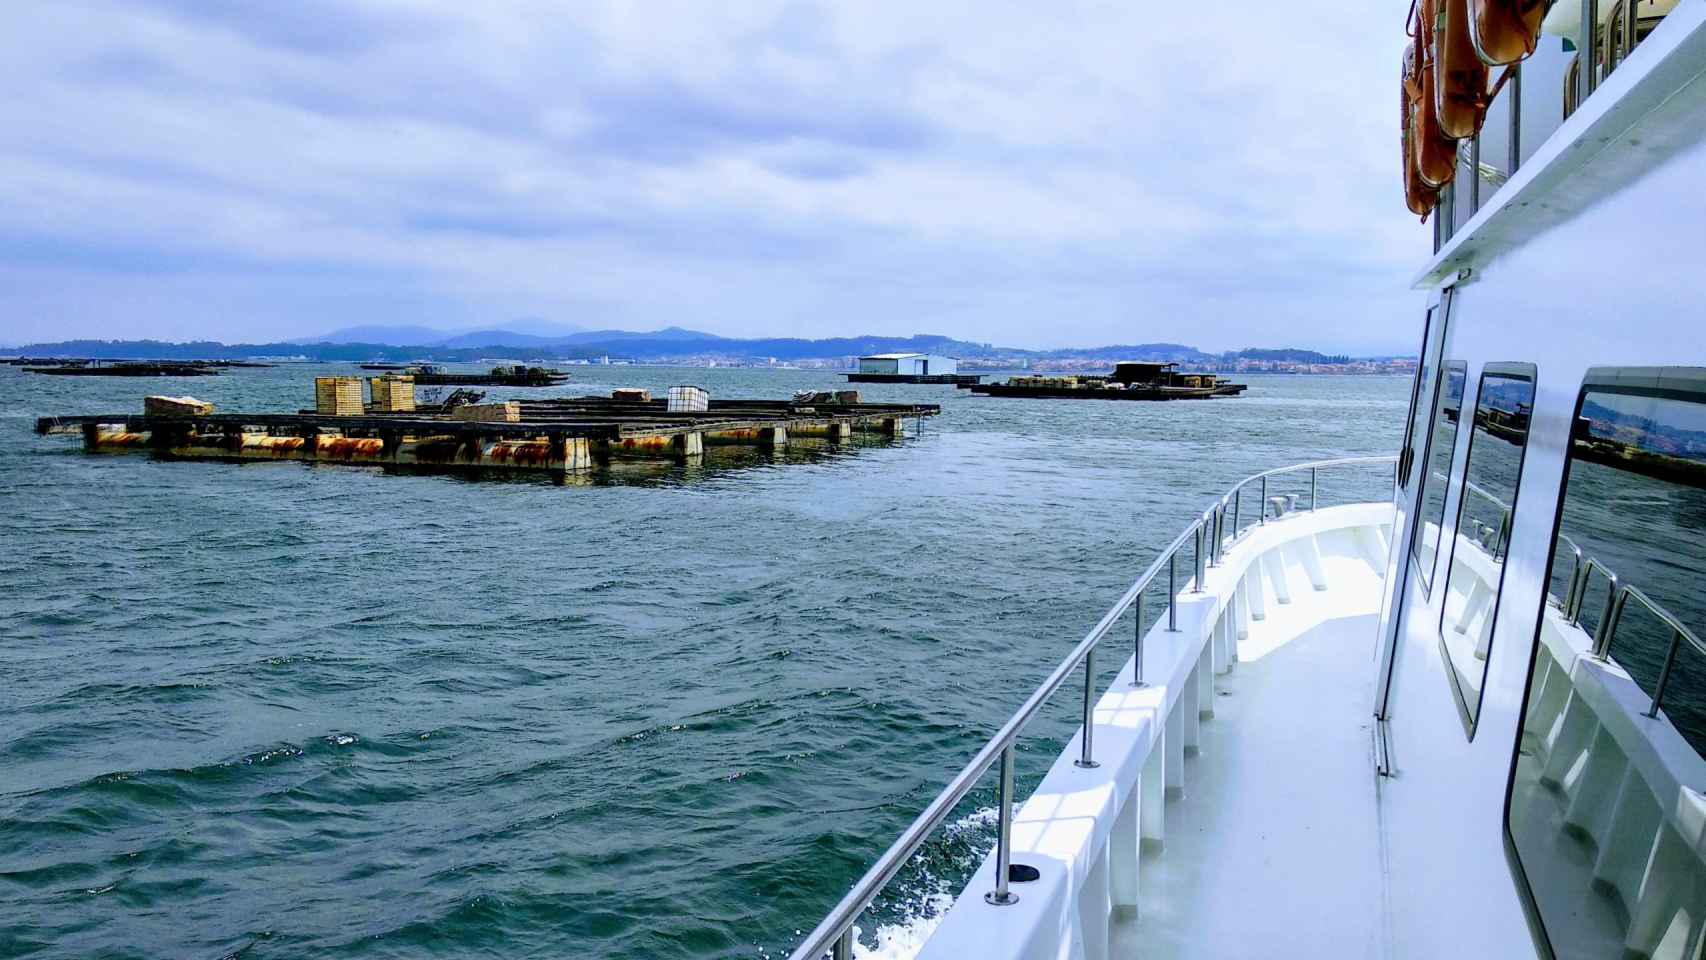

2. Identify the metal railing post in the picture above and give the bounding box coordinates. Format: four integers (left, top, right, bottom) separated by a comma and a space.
1568, 563, 1590, 624
1192, 524, 1205, 593
1509, 63, 1523, 178
1560, 542, 1584, 615
1167, 552, 1179, 632
1232, 487, 1241, 537
1076, 649, 1100, 768
1624, 0, 1638, 66
1310, 467, 1319, 511
1132, 590, 1147, 687
1581, 0, 1598, 103
1592, 578, 1623, 659
1469, 133, 1481, 213
1209, 505, 1223, 566
985, 745, 1019, 906
1646, 628, 1686, 719
831, 928, 854, 960
1259, 476, 1268, 524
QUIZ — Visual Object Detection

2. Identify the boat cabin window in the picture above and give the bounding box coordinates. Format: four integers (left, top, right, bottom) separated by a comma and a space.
1413, 362, 1468, 594
1507, 367, 1706, 960
1399, 303, 1446, 491
1438, 364, 1536, 734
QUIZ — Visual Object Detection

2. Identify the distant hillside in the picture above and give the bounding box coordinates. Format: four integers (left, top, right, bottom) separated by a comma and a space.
7, 334, 1376, 366
1035, 342, 1211, 362
302, 318, 590, 347
1225, 348, 1351, 364
294, 324, 457, 347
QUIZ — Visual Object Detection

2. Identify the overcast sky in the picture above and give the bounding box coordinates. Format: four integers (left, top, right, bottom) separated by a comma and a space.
0, 2, 1422, 352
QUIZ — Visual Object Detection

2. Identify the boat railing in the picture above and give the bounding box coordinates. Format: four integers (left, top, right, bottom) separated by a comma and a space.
1554, 533, 1586, 613
1460, 479, 1514, 560
1598, 584, 1706, 720
786, 455, 1397, 960
1553, 539, 1703, 721
1563, 550, 1624, 655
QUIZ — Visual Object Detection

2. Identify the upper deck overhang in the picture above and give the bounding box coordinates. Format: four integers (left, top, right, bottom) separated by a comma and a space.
1414, 2, 1706, 291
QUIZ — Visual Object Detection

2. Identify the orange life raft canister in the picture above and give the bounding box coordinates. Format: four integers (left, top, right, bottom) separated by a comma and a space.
1413, 0, 1459, 188
1402, 44, 1442, 219
1435, 0, 1492, 139
1468, 0, 1549, 65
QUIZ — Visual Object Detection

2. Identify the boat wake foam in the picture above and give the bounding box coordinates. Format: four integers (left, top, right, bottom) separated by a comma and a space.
847, 805, 998, 958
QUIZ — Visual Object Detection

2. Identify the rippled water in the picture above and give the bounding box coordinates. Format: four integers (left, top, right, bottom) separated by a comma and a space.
0, 364, 1407, 959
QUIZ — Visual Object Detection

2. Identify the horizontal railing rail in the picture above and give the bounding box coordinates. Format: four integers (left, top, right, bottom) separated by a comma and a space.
1599, 584, 1706, 721
788, 455, 1397, 960
1553, 540, 1703, 722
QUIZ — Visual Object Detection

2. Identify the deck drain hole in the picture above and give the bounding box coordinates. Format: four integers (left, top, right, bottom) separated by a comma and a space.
1008, 864, 1040, 883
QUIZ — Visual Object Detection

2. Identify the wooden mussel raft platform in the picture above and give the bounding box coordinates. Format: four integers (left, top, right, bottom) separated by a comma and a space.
969, 362, 1247, 401
21, 360, 224, 377
405, 364, 570, 387
34, 394, 939, 478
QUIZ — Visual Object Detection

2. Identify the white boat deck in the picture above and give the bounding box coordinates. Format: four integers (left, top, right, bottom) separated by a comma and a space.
1114, 550, 1388, 958
902, 503, 1399, 960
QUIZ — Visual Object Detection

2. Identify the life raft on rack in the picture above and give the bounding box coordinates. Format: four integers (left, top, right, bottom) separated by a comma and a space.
1410, 0, 1460, 190
1469, 0, 1551, 65
1436, 0, 1493, 139
1400, 0, 1547, 218
1403, 42, 1444, 217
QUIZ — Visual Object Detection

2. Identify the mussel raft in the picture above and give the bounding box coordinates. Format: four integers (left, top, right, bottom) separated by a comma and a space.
969, 362, 1247, 400
34, 395, 940, 478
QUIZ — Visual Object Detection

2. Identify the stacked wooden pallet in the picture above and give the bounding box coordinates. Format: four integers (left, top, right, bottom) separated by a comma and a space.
315, 377, 364, 416
448, 401, 521, 422
1008, 376, 1090, 389
369, 375, 415, 412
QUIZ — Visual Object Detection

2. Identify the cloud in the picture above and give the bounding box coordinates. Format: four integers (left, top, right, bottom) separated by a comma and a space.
0, 1, 1425, 352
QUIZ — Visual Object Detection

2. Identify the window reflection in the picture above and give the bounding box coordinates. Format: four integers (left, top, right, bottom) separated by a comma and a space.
1546, 371, 1706, 752
1440, 364, 1536, 733
1509, 368, 1706, 960
1399, 306, 1441, 490
1414, 362, 1468, 593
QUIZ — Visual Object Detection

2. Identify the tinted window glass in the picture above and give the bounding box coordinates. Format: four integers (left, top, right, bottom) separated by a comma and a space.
1413, 362, 1468, 592
1399, 306, 1441, 490
1547, 371, 1706, 752
1508, 368, 1706, 960
1439, 364, 1536, 733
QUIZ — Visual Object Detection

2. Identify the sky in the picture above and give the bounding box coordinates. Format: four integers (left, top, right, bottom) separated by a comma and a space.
0, 2, 1424, 353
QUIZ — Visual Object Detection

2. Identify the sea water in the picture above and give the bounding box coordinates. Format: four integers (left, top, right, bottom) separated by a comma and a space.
0, 365, 1406, 959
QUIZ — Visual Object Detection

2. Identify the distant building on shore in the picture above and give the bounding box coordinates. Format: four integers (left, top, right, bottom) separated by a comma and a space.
856, 353, 958, 376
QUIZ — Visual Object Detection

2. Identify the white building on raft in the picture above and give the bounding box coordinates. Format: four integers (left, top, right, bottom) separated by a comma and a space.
856, 353, 958, 376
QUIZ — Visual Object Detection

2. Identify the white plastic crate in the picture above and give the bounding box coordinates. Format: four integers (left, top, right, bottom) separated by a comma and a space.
666, 385, 709, 412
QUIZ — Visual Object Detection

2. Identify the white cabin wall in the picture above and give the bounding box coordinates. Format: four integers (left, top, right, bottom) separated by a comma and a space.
1380, 10, 1706, 955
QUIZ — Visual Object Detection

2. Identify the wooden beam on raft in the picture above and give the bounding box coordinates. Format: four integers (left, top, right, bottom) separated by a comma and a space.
787, 422, 852, 441
35, 400, 940, 478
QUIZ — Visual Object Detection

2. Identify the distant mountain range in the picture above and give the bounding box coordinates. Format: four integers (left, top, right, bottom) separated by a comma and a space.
5, 323, 1373, 366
